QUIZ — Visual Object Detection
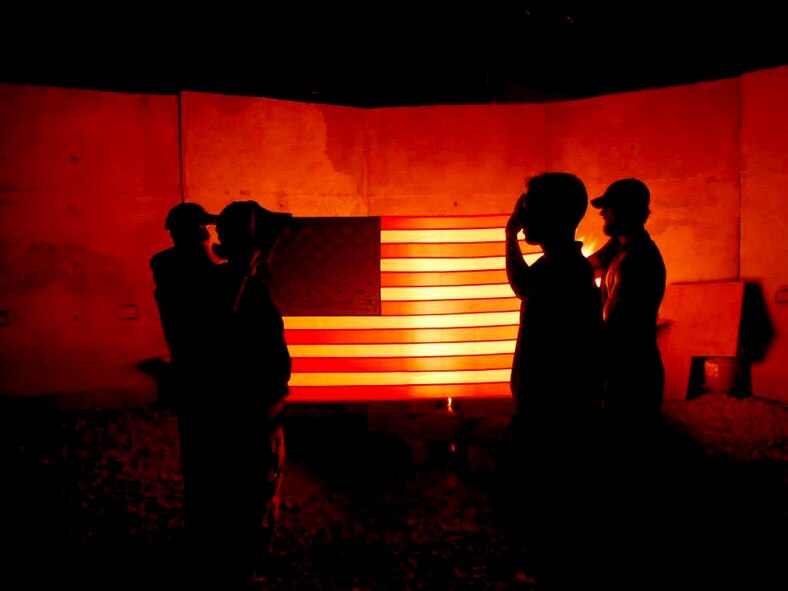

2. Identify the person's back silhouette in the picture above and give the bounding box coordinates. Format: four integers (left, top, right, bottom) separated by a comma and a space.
589, 178, 666, 433
588, 178, 667, 589
149, 202, 222, 583
205, 200, 294, 590
151, 203, 219, 383
504, 172, 604, 587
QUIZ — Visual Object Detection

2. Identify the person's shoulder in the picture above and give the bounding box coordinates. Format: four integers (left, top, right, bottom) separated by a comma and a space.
150, 247, 176, 270
150, 247, 173, 262
619, 239, 665, 275
629, 232, 663, 258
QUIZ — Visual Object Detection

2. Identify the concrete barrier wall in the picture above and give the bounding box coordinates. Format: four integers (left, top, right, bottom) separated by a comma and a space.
1, 65, 787, 405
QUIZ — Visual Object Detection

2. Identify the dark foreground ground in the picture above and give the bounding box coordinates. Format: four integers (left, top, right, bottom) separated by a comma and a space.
1, 396, 785, 591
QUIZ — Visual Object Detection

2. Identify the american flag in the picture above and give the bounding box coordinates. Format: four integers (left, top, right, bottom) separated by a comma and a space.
283, 214, 545, 402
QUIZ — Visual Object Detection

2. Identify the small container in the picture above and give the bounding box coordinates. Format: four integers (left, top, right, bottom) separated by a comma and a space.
703, 357, 738, 394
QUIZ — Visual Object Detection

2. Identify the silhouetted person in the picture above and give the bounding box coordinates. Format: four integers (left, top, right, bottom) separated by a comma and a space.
205, 200, 294, 590
151, 202, 219, 380
505, 172, 604, 588
588, 178, 666, 444
588, 178, 667, 589
150, 202, 222, 578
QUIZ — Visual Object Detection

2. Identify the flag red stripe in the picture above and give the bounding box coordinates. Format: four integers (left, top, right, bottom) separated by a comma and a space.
287, 382, 511, 402
291, 353, 513, 373
285, 325, 518, 344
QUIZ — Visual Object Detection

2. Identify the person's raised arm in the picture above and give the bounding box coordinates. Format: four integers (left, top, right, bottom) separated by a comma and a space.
505, 194, 531, 298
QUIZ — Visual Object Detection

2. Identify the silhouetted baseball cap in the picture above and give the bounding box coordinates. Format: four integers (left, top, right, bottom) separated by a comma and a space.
590, 178, 651, 213
164, 202, 218, 231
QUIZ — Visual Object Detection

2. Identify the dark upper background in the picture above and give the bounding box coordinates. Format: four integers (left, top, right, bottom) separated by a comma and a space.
2, 1, 787, 108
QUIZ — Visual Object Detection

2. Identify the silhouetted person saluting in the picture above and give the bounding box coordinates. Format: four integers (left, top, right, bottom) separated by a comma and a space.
505, 172, 604, 588
207, 200, 294, 590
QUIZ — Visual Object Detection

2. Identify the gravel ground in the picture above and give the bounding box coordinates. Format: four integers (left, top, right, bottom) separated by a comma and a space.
1, 396, 785, 591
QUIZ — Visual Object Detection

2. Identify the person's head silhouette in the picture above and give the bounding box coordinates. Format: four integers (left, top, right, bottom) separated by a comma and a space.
514, 172, 588, 247
591, 178, 651, 237
164, 203, 217, 247
214, 201, 294, 264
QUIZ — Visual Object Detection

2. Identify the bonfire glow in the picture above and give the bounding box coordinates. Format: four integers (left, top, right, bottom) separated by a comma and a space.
579, 235, 598, 258
579, 235, 603, 287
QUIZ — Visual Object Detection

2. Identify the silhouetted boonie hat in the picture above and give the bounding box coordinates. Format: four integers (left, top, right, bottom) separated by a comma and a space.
217, 200, 294, 237
591, 178, 650, 213
164, 202, 218, 230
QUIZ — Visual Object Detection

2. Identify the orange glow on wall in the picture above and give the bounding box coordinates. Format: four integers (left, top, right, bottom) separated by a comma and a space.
4, 71, 787, 406
578, 236, 602, 286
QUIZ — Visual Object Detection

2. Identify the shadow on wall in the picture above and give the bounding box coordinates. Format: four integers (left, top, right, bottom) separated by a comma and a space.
661, 281, 776, 401
738, 281, 775, 396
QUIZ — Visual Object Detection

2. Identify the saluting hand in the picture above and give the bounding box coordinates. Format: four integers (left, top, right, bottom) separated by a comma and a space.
506, 193, 526, 238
